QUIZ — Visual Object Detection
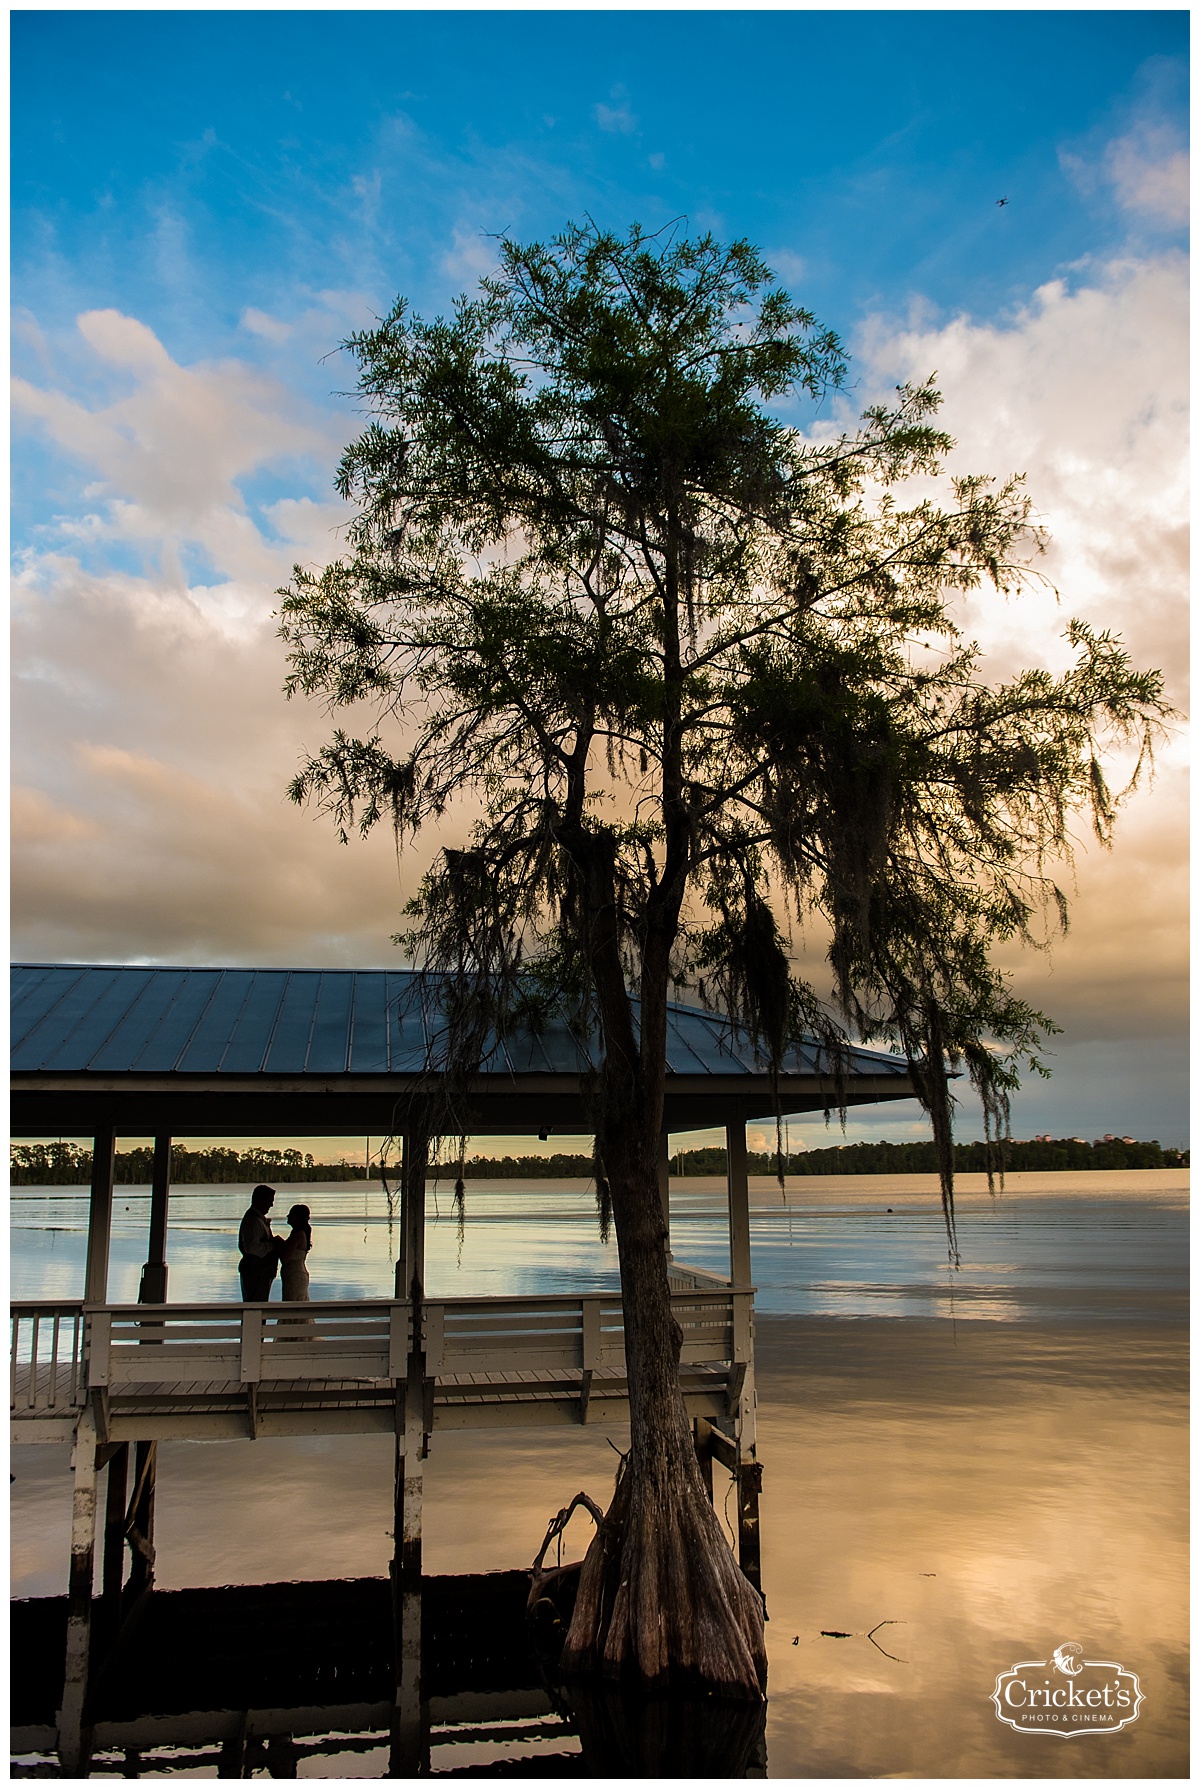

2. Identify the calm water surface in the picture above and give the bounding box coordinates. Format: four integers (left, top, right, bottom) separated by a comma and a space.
10, 1171, 1188, 1776
11, 1168, 1189, 1320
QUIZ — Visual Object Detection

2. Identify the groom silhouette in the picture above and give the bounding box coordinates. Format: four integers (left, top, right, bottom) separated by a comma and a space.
238, 1185, 279, 1301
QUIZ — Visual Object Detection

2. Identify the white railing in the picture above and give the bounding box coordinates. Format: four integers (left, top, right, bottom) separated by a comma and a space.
11, 1302, 85, 1416
12, 1288, 750, 1419
87, 1301, 409, 1391
667, 1259, 736, 1292
426, 1289, 741, 1379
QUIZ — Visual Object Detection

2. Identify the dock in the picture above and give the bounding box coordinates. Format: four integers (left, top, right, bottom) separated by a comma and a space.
10, 962, 916, 1774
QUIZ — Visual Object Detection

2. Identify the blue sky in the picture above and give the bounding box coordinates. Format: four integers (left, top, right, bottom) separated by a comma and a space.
10, 10, 1189, 1148
13, 13, 1186, 369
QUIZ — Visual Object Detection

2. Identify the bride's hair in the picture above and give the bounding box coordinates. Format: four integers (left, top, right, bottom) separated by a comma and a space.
286, 1204, 312, 1247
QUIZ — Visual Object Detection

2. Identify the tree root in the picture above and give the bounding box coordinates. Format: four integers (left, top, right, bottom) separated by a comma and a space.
559, 1449, 767, 1699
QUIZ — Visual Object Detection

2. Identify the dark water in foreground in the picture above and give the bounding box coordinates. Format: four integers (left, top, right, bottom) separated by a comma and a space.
10, 1172, 1189, 1776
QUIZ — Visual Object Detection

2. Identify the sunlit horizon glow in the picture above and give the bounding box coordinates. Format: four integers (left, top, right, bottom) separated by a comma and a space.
10, 13, 1188, 1146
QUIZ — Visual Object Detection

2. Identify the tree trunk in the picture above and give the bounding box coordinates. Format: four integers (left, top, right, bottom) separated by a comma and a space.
560, 1109, 767, 1699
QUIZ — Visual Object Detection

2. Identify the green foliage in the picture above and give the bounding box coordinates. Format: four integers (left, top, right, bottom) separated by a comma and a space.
280, 220, 1171, 1258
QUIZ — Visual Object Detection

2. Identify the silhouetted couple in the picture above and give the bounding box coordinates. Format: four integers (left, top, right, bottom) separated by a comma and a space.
238, 1185, 312, 1305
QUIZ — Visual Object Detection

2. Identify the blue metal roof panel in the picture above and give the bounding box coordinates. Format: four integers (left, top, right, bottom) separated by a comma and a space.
128, 969, 222, 1070
665, 1005, 740, 1073
11, 963, 70, 1052
386, 973, 435, 1074
174, 971, 256, 1073
306, 972, 355, 1073
259, 971, 320, 1074
11, 964, 84, 1067
347, 971, 389, 1074
28, 965, 144, 1071
89, 968, 195, 1071
218, 971, 289, 1074
10, 964, 911, 1082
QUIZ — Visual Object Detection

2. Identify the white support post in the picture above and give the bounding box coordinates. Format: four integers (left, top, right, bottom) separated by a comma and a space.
725, 1124, 756, 1452
85, 1125, 117, 1306
138, 1135, 171, 1304
58, 1400, 99, 1775
395, 1130, 427, 1304
658, 1130, 672, 1261
726, 1120, 752, 1290
726, 1119, 762, 1596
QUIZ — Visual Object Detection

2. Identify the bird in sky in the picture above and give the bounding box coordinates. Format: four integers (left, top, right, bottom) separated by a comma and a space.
996, 196, 1009, 207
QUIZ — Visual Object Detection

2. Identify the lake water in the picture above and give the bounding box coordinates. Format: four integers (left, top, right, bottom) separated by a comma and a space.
10, 1171, 1189, 1776
10, 1169, 1189, 1321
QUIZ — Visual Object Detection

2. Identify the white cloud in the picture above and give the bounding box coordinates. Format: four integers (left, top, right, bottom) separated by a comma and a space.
11, 551, 417, 966
8, 241, 1189, 1106
849, 248, 1188, 1064
440, 227, 500, 285
853, 252, 1188, 697
13, 310, 344, 593
1061, 113, 1188, 229
240, 306, 293, 344
1104, 126, 1188, 226
9, 312, 408, 967
767, 249, 808, 293
595, 87, 637, 135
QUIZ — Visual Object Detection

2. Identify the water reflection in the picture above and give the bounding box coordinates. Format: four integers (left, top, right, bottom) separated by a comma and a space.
10, 1172, 1188, 1776
10, 1169, 1189, 1319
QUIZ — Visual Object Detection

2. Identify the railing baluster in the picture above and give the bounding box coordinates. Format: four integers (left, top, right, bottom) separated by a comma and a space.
28, 1314, 40, 1411
48, 1313, 61, 1409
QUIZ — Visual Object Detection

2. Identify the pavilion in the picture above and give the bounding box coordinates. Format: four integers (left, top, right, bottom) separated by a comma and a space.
11, 961, 918, 1772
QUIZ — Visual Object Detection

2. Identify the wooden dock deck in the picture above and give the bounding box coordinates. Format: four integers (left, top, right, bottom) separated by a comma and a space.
11, 1275, 752, 1445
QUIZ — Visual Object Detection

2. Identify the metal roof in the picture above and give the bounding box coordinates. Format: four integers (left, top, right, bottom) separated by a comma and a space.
12, 963, 909, 1083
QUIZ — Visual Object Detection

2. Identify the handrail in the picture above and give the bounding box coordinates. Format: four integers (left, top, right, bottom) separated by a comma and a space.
11, 1302, 85, 1416
668, 1259, 736, 1290
13, 1288, 754, 1419
11, 1288, 752, 1315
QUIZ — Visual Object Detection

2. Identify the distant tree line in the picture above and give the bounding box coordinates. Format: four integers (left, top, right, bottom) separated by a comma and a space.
436, 1153, 599, 1180
9, 1142, 368, 1185
11, 1135, 1187, 1186
671, 1138, 1189, 1175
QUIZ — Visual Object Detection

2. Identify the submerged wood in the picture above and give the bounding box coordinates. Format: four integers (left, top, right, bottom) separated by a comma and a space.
562, 1677, 768, 1777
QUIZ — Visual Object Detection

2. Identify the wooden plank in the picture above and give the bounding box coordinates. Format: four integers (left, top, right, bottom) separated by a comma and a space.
440, 1345, 591, 1372
110, 1323, 242, 1343
388, 1304, 409, 1379
731, 1290, 753, 1362
424, 1306, 444, 1377
88, 1311, 112, 1388
439, 1332, 581, 1359
446, 1310, 592, 1334
581, 1299, 602, 1372
239, 1307, 263, 1384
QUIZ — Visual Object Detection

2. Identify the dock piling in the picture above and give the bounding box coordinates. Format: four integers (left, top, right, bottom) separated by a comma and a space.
125, 1439, 158, 1602
101, 1440, 129, 1623
390, 1126, 430, 1775
59, 1398, 100, 1775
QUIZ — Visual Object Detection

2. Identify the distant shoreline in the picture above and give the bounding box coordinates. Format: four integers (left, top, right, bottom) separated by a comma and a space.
12, 1168, 1189, 1197
10, 1135, 1189, 1186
